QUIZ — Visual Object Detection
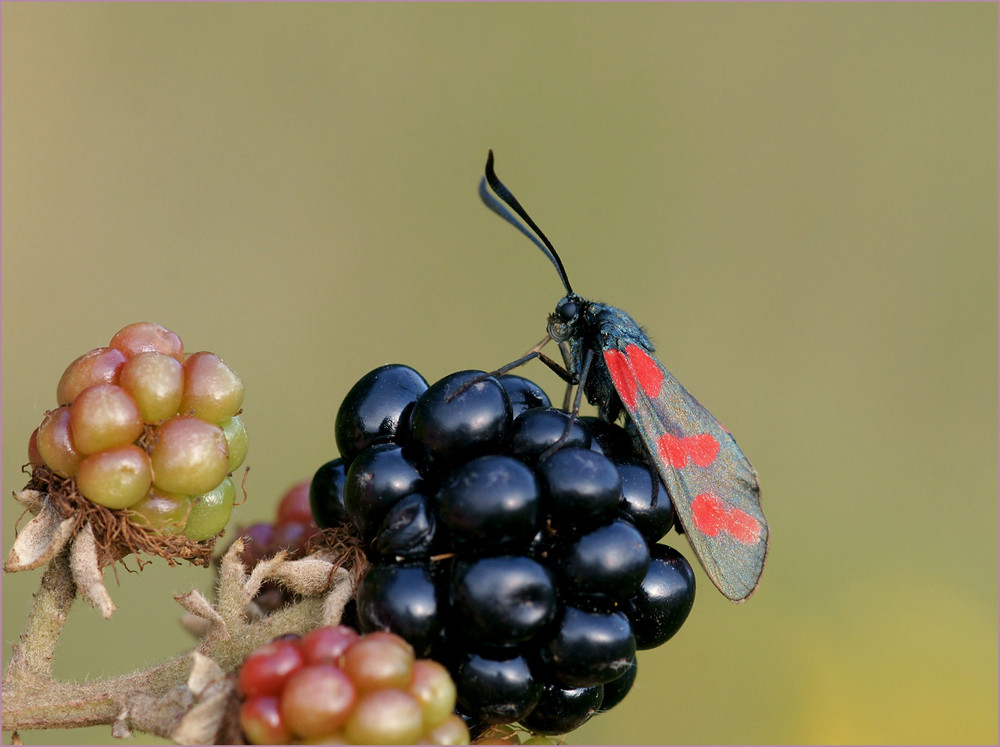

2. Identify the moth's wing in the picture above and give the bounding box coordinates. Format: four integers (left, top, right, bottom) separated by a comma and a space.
602, 344, 768, 601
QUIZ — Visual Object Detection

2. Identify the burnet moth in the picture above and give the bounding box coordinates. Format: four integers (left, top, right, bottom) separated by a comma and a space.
479, 151, 768, 602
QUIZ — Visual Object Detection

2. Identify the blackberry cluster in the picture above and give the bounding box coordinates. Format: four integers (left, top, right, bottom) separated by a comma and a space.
28, 322, 247, 541
311, 365, 697, 736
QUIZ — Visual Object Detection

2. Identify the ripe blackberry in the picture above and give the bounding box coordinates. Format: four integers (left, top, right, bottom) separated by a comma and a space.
355, 562, 443, 656
449, 555, 557, 646
499, 374, 551, 418
624, 543, 696, 649
309, 457, 348, 529
519, 682, 604, 736
344, 443, 424, 543
596, 658, 637, 713
26, 322, 247, 555
408, 370, 512, 468
506, 407, 591, 464
437, 455, 539, 554
335, 364, 428, 462
311, 364, 696, 738
235, 628, 468, 745
615, 459, 676, 544
375, 492, 440, 561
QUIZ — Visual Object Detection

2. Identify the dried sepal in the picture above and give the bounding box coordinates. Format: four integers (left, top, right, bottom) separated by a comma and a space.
245, 552, 338, 598
70, 522, 116, 618
177, 538, 360, 675
171, 652, 234, 745
12, 488, 45, 513
321, 566, 354, 626
3, 498, 75, 572
175, 589, 227, 639
187, 651, 226, 695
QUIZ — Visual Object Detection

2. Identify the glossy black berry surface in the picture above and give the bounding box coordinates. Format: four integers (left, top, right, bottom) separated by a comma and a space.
334, 364, 428, 462
449, 555, 557, 646
507, 407, 592, 464
355, 562, 441, 657
454, 651, 541, 724
500, 374, 552, 418
616, 459, 676, 543
344, 443, 423, 542
539, 606, 636, 688
580, 416, 637, 461
624, 543, 696, 650
374, 492, 439, 561
312, 363, 698, 736
556, 519, 650, 607
520, 683, 604, 735
309, 457, 348, 529
539, 447, 622, 534
596, 657, 637, 713
408, 370, 512, 468
437, 455, 539, 554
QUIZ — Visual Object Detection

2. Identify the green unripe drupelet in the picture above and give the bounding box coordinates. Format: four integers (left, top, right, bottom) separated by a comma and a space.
184, 477, 236, 541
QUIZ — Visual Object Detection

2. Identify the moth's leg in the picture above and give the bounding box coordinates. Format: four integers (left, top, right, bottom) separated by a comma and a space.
540, 348, 594, 461
446, 334, 575, 402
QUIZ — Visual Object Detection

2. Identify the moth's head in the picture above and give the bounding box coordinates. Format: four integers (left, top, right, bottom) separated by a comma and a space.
547, 293, 585, 342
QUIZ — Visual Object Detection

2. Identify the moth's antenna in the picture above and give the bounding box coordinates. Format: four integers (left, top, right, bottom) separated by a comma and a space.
479, 150, 574, 295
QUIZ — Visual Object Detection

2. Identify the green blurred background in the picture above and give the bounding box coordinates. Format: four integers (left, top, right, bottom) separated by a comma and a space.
2, 3, 996, 745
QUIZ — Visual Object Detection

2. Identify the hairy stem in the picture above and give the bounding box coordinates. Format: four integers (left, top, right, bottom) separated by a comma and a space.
2, 657, 191, 734
5, 550, 75, 683
1, 549, 192, 736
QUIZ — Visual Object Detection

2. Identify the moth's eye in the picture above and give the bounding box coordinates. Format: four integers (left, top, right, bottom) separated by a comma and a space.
557, 300, 578, 321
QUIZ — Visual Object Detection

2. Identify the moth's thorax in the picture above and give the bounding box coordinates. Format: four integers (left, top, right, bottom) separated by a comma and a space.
547, 295, 655, 422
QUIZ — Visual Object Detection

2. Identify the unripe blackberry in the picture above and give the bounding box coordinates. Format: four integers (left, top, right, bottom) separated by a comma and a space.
27, 322, 249, 549
235, 629, 468, 745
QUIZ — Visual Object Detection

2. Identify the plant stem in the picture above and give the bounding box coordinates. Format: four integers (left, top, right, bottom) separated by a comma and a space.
1, 547, 190, 736
4, 549, 75, 683
2, 657, 191, 734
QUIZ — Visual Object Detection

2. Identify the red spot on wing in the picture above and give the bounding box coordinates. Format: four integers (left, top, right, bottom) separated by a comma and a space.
605, 345, 664, 410
657, 433, 720, 468
604, 349, 638, 408
691, 493, 761, 544
624, 344, 663, 398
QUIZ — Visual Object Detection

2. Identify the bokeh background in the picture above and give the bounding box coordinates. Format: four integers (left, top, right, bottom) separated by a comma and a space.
2, 3, 996, 745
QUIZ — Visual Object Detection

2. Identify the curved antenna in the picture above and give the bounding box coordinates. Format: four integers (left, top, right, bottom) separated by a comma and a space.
479, 150, 574, 295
